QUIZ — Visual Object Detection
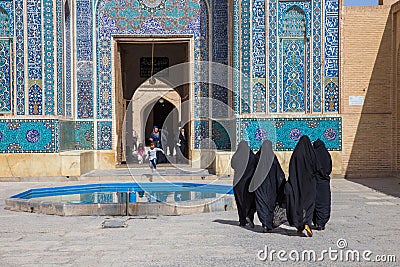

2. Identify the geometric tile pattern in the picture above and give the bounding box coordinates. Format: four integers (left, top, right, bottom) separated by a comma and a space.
251, 0, 266, 113
59, 120, 75, 151
312, 0, 322, 112
268, 0, 278, 113
65, 2, 72, 117
324, 78, 339, 112
212, 0, 228, 118
97, 0, 201, 119
194, 119, 209, 149
233, 0, 240, 114
44, 0, 55, 115
324, 0, 339, 112
278, 3, 311, 113
27, 0, 43, 115
212, 120, 233, 151
97, 121, 112, 150
75, 121, 94, 150
0, 2, 12, 113
238, 117, 342, 151
15, 0, 25, 115
281, 38, 306, 112
76, 0, 93, 119
240, 0, 251, 113
56, 0, 63, 116
0, 39, 11, 113
0, 119, 57, 153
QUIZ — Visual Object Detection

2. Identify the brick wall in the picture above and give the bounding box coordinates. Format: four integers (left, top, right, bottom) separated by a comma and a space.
341, 6, 395, 176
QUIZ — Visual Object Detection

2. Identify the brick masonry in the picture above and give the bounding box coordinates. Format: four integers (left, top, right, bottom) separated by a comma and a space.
341, 5, 396, 176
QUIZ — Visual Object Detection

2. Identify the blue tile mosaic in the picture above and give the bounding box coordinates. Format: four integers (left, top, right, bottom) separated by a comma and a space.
238, 117, 342, 151
194, 119, 209, 149
240, 0, 251, 113
76, 0, 94, 119
251, 0, 266, 113
268, 0, 278, 113
0, 2, 12, 113
75, 121, 94, 150
325, 78, 339, 112
0, 39, 11, 113
56, 0, 63, 116
0, 119, 57, 153
59, 120, 75, 151
312, 0, 322, 113
212, 0, 228, 118
15, 0, 25, 115
27, 0, 43, 115
44, 0, 55, 115
324, 0, 339, 112
97, 121, 112, 150
97, 0, 202, 119
212, 120, 234, 151
233, 0, 240, 115
65, 2, 72, 117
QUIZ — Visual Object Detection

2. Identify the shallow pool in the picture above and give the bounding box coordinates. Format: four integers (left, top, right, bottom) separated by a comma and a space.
6, 182, 235, 216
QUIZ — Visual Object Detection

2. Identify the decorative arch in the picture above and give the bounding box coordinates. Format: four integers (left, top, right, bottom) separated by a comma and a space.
279, 5, 309, 113
94, 0, 210, 151
282, 6, 306, 37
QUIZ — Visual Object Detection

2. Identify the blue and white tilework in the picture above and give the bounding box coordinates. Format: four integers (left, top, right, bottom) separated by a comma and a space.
97, 121, 112, 150
15, 0, 25, 115
0, 1, 12, 113
44, 0, 55, 115
27, 0, 43, 115
76, 0, 93, 119
212, 0, 228, 118
96, 0, 202, 119
194, 119, 209, 149
238, 117, 342, 151
65, 2, 72, 117
324, 0, 339, 112
0, 119, 57, 153
240, 0, 251, 113
56, 0, 63, 115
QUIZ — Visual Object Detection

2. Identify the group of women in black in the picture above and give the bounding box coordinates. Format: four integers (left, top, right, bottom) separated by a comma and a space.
231, 136, 332, 237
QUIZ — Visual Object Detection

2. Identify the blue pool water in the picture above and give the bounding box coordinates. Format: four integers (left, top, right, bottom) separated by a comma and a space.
11, 182, 233, 204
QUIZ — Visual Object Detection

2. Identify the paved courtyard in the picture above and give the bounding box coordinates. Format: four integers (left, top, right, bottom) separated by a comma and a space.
0, 178, 399, 266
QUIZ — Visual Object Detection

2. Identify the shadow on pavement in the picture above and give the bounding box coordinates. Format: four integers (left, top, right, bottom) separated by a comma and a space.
212, 219, 303, 237
345, 178, 400, 198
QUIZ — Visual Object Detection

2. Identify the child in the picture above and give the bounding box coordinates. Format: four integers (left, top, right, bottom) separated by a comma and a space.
146, 142, 164, 172
137, 143, 145, 164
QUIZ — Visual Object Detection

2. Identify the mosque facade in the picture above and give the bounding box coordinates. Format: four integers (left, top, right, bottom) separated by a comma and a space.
0, 0, 379, 177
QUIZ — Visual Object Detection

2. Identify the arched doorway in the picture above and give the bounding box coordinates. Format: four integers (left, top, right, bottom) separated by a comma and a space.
115, 37, 191, 165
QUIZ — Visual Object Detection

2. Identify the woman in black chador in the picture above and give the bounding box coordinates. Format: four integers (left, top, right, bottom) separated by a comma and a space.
285, 135, 317, 237
249, 140, 286, 233
231, 141, 256, 227
313, 139, 332, 230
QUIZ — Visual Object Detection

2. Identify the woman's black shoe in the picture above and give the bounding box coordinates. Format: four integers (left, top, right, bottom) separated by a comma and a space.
262, 226, 272, 233
246, 217, 255, 228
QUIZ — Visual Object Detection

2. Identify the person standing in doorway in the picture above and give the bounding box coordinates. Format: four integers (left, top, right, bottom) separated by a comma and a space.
177, 128, 188, 164
132, 128, 138, 151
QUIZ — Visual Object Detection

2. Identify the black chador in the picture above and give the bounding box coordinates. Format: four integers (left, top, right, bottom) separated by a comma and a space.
231, 141, 256, 227
313, 139, 332, 230
249, 140, 286, 232
285, 135, 317, 237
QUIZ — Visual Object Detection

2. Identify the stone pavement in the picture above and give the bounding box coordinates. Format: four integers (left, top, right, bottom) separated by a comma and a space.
0, 178, 399, 266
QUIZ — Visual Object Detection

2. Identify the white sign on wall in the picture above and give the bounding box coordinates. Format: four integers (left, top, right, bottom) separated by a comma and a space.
349, 96, 364, 106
